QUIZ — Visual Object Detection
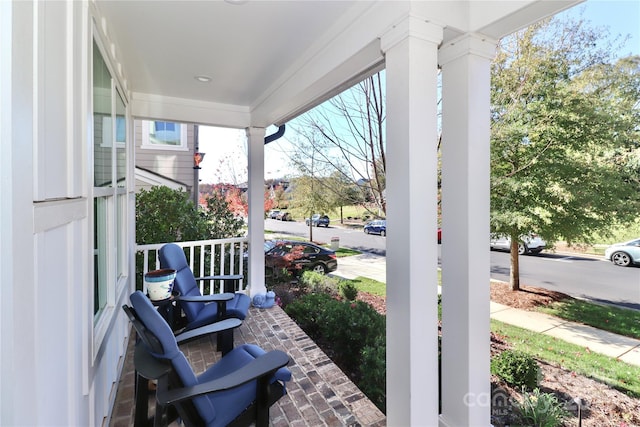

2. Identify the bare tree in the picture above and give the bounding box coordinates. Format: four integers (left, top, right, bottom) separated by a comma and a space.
289, 72, 386, 216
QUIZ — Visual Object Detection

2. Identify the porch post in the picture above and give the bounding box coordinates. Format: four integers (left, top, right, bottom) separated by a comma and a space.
381, 16, 443, 426
439, 34, 496, 427
246, 127, 266, 297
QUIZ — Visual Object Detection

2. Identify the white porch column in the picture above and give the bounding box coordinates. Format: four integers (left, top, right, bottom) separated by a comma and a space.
439, 34, 497, 427
246, 127, 266, 297
381, 16, 443, 426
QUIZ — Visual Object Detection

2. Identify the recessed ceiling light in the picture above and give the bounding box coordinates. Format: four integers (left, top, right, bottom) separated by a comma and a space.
225, 0, 248, 4
194, 75, 212, 83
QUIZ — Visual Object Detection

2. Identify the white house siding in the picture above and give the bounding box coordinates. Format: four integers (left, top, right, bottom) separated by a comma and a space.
1, 1, 133, 425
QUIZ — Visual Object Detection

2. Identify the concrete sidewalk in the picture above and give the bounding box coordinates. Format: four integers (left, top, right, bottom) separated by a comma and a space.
331, 252, 640, 367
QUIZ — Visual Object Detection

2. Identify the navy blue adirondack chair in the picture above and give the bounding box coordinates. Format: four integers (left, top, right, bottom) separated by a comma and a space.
124, 291, 291, 427
159, 243, 251, 329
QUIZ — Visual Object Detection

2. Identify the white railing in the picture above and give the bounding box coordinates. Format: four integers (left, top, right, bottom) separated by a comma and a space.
136, 237, 249, 294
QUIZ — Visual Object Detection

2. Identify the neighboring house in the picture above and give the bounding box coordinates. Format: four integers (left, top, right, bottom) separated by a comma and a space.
134, 120, 200, 202
1, 2, 582, 427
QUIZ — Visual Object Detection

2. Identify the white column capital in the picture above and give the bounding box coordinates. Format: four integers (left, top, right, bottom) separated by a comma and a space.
380, 14, 444, 53
438, 33, 497, 66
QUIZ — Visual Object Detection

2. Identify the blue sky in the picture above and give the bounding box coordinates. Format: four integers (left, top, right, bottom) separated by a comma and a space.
199, 0, 640, 184
562, 0, 640, 56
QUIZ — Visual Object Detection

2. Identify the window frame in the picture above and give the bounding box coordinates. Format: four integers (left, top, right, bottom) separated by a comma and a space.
140, 120, 188, 151
91, 34, 131, 357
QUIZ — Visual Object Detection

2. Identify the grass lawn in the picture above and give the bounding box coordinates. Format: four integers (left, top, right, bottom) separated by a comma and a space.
492, 319, 640, 397
348, 276, 386, 297
537, 299, 640, 340
335, 247, 361, 257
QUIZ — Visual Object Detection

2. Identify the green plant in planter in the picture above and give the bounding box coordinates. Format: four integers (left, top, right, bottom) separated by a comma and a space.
515, 388, 569, 427
491, 349, 540, 389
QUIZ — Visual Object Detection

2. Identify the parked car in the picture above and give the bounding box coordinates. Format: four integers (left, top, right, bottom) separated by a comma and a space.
490, 234, 546, 255
437, 228, 441, 244
267, 209, 280, 219
364, 220, 386, 236
305, 214, 330, 227
604, 238, 640, 267
275, 211, 291, 221
264, 240, 338, 276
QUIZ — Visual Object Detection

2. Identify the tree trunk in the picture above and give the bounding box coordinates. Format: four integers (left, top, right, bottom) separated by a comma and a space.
510, 236, 520, 291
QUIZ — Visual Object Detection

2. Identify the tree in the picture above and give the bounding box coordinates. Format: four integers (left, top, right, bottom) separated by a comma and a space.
288, 174, 335, 241
289, 72, 386, 216
326, 172, 364, 223
136, 186, 245, 245
490, 17, 640, 290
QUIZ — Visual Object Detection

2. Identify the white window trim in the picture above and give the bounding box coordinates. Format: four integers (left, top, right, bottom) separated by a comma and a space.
140, 120, 188, 151
100, 116, 126, 148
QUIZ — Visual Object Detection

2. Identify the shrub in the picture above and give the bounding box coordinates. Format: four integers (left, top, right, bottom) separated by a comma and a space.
515, 388, 569, 427
339, 280, 359, 301
299, 271, 339, 296
285, 291, 387, 414
360, 335, 386, 413
284, 293, 335, 339
135, 186, 245, 289
491, 350, 540, 389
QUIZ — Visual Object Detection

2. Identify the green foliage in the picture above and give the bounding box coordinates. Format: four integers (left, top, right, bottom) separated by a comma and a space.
201, 191, 246, 239
136, 186, 207, 244
298, 270, 339, 296
284, 293, 335, 339
360, 334, 386, 413
348, 276, 386, 297
490, 17, 640, 291
515, 388, 569, 427
135, 186, 245, 289
538, 299, 640, 340
136, 186, 244, 244
492, 319, 640, 397
339, 280, 358, 301
320, 300, 385, 372
491, 350, 540, 389
491, 18, 640, 247
285, 292, 386, 411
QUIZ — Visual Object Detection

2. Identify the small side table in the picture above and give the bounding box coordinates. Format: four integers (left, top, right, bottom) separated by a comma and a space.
149, 293, 180, 331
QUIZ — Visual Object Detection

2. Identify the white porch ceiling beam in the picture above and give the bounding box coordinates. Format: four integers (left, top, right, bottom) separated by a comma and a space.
130, 92, 251, 128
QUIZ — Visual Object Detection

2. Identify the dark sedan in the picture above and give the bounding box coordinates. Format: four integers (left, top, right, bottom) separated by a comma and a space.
305, 214, 330, 227
264, 240, 338, 276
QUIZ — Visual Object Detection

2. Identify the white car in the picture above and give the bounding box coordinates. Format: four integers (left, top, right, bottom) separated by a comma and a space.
604, 238, 640, 267
490, 234, 546, 255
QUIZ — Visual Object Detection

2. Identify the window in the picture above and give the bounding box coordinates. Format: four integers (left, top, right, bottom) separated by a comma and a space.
141, 120, 187, 150
92, 39, 129, 323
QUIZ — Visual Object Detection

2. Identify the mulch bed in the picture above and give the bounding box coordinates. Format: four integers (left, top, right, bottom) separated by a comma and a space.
353, 282, 640, 426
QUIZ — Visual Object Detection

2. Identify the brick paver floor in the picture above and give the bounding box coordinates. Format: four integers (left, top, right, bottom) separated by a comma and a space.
109, 305, 386, 426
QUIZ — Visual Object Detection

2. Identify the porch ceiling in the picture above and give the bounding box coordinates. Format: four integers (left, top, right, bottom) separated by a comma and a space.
95, 0, 581, 128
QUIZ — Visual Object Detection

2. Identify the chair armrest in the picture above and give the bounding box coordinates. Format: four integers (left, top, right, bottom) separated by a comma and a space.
194, 274, 243, 282
157, 350, 290, 405
134, 343, 171, 381
175, 318, 242, 345
174, 293, 235, 303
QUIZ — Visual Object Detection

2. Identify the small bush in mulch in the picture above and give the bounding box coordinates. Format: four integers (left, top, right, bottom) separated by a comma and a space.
491, 349, 540, 389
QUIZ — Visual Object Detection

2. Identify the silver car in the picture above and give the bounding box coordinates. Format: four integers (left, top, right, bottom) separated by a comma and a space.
604, 238, 640, 267
490, 234, 546, 255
